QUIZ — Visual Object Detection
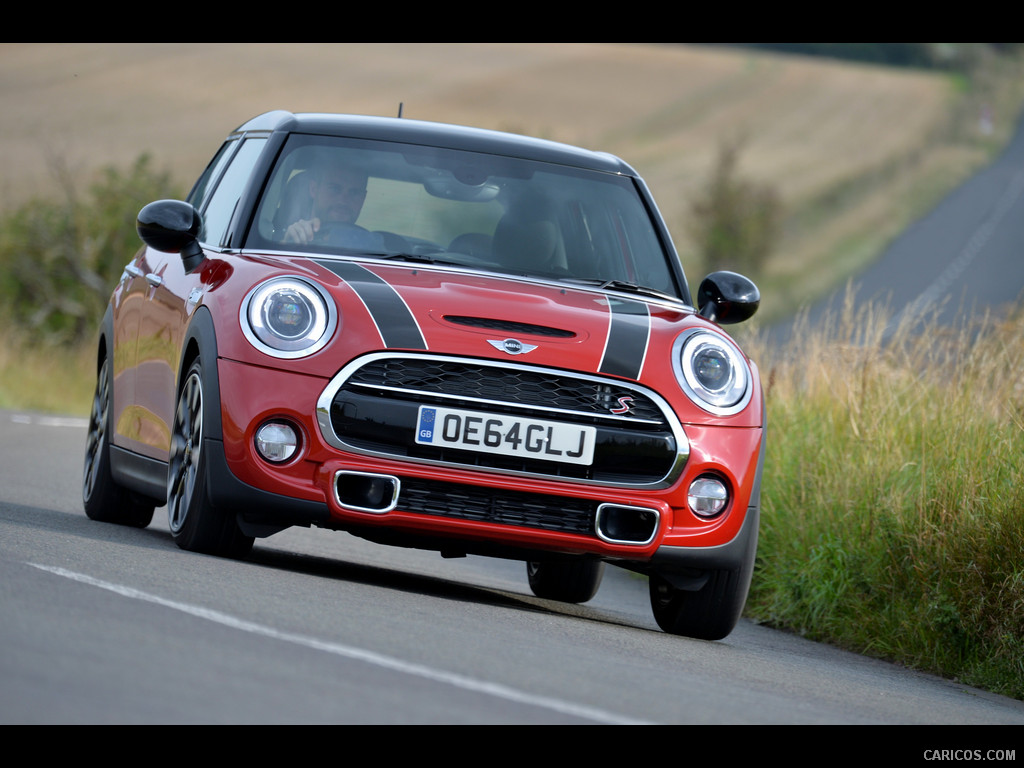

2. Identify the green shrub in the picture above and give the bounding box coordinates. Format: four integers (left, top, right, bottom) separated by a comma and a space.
0, 154, 182, 343
687, 135, 782, 278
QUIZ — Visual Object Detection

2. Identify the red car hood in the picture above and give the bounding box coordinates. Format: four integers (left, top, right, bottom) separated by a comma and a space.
312, 259, 693, 380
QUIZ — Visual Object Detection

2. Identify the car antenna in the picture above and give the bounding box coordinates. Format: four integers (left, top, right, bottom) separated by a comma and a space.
397, 102, 404, 118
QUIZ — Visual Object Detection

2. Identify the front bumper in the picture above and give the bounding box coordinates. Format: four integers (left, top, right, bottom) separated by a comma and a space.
214, 356, 763, 565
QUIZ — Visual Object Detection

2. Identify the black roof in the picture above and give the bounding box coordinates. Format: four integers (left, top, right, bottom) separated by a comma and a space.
232, 111, 638, 177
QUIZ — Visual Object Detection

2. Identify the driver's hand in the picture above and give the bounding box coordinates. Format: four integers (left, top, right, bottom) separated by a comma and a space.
283, 217, 321, 243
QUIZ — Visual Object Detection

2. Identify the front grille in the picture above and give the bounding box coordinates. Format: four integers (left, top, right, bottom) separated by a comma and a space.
398, 476, 598, 536
347, 357, 666, 422
318, 353, 687, 487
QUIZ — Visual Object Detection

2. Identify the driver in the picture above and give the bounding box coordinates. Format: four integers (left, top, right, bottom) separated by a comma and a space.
283, 160, 370, 244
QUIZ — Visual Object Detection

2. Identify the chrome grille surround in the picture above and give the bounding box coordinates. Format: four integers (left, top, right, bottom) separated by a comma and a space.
315, 352, 689, 489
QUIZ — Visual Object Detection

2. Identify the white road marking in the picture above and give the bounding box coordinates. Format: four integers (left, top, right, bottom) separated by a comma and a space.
29, 563, 650, 725
9, 413, 88, 428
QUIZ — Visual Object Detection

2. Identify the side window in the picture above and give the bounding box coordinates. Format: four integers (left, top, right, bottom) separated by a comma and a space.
198, 137, 267, 247
187, 139, 237, 211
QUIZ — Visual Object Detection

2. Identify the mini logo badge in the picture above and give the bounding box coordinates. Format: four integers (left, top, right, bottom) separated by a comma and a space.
488, 338, 537, 355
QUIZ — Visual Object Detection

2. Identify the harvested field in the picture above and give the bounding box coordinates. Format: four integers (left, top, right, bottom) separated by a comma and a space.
2, 43, 1018, 316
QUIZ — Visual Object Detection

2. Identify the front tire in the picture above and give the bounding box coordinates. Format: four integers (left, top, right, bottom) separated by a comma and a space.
648, 566, 752, 640
167, 359, 253, 558
83, 357, 154, 528
526, 558, 605, 603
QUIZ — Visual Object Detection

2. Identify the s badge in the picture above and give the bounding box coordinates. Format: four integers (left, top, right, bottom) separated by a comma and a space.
610, 396, 634, 415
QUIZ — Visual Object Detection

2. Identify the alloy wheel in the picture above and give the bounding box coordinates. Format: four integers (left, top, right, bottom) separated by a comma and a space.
167, 370, 203, 533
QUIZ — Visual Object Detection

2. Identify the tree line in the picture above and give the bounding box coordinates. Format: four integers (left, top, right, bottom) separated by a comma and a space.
709, 43, 1023, 70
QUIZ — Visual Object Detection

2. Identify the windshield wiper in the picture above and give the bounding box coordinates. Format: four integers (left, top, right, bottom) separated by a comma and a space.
382, 252, 437, 263
562, 278, 678, 303
379, 252, 463, 267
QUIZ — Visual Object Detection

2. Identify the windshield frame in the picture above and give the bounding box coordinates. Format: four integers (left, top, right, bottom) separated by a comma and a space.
244, 132, 690, 303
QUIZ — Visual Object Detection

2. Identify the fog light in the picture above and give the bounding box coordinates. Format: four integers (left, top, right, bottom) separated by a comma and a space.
688, 476, 728, 518
255, 421, 298, 463
334, 471, 400, 514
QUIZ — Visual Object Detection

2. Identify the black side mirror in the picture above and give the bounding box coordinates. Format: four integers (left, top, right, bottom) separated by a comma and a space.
137, 200, 205, 273
697, 270, 760, 325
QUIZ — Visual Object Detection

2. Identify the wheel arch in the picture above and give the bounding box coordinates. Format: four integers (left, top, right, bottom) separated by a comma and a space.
96, 303, 114, 372
176, 305, 224, 442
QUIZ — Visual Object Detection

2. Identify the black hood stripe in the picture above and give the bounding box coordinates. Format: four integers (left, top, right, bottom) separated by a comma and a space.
598, 298, 650, 380
317, 260, 427, 350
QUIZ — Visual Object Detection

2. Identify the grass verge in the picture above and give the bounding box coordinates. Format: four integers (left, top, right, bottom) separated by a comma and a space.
744, 295, 1024, 700
0, 318, 95, 416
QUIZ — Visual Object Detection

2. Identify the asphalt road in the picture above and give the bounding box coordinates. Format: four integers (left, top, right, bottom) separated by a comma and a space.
766, 108, 1024, 344
2, 411, 1023, 727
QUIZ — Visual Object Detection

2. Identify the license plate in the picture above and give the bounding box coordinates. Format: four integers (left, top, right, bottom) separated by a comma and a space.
415, 405, 596, 465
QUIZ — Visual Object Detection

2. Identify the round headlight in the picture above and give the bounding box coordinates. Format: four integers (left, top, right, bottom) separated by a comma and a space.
263, 288, 315, 340
673, 330, 751, 415
242, 277, 337, 358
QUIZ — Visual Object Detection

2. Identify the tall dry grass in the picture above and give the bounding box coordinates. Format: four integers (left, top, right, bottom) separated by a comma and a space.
0, 317, 95, 415
744, 292, 1024, 699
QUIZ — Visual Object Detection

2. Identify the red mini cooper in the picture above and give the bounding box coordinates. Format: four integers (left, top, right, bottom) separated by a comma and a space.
83, 111, 764, 640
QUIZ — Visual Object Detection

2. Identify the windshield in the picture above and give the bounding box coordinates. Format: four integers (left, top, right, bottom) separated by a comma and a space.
249, 134, 682, 299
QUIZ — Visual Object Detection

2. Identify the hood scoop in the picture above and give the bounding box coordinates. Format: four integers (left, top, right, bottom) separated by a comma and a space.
442, 315, 576, 338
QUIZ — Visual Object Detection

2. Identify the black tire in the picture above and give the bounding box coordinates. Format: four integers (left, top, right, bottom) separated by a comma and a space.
83, 358, 155, 528
648, 567, 751, 641
526, 558, 605, 603
166, 360, 253, 558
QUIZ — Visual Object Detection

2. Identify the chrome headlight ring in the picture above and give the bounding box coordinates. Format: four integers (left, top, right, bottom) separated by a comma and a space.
240, 276, 338, 358
672, 329, 752, 416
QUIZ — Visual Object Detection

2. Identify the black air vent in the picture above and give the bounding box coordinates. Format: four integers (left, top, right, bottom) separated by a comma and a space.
443, 315, 575, 338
